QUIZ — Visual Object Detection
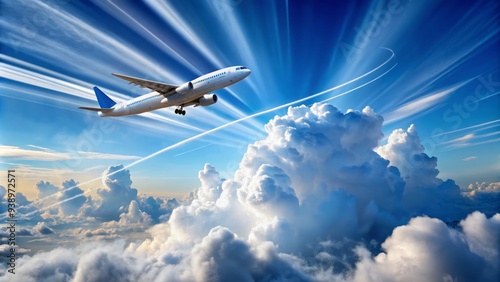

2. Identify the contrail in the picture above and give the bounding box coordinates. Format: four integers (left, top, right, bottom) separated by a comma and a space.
173, 144, 213, 157
15, 48, 396, 217
431, 118, 500, 137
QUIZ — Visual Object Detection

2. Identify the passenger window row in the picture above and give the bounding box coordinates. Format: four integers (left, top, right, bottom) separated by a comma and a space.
196, 72, 226, 84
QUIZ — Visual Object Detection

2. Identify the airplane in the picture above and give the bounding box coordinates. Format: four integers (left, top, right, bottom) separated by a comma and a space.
79, 66, 251, 116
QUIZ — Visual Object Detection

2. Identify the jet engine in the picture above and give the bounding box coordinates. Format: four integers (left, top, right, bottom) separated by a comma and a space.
176, 82, 194, 94
198, 94, 218, 106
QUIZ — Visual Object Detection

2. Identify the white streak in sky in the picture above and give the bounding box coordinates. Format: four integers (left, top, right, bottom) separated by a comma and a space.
0, 60, 203, 132
440, 133, 475, 146
14, 48, 396, 217
431, 119, 500, 138
477, 91, 500, 102
0, 2, 266, 137
0, 145, 140, 161
442, 136, 500, 151
0, 1, 184, 84
383, 80, 472, 124
144, 0, 224, 69
463, 156, 477, 161
173, 144, 212, 158
106, 1, 201, 75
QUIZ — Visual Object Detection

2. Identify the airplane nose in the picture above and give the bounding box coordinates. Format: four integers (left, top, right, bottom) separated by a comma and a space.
245, 69, 251, 76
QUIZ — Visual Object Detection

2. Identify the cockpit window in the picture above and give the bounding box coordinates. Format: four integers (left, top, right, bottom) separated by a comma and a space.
240, 67, 247, 70
236, 67, 240, 70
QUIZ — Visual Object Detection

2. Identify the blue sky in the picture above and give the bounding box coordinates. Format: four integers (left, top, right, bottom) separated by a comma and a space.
1, 1, 500, 280
1, 0, 499, 198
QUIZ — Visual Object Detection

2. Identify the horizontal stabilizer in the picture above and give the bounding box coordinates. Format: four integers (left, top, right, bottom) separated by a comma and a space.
79, 107, 114, 112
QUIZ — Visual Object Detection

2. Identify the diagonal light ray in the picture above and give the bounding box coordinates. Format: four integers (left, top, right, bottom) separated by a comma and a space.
1, 59, 267, 140
106, 0, 202, 76
144, 0, 225, 69
383, 79, 473, 124
0, 1, 286, 139
11, 48, 396, 217
431, 119, 500, 138
320, 63, 398, 104
440, 137, 500, 152
173, 144, 213, 158
1, 62, 204, 132
477, 91, 500, 102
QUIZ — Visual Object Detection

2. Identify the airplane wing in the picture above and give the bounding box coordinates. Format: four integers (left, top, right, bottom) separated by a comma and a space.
113, 73, 179, 96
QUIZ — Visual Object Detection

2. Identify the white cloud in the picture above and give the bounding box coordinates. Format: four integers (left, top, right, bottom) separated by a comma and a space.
0, 145, 70, 161
32, 222, 55, 235
0, 244, 31, 258
376, 124, 472, 220
452, 133, 475, 142
384, 83, 465, 124
198, 163, 223, 192
27, 145, 55, 151
461, 212, 500, 267
456, 182, 500, 219
35, 181, 59, 200
0, 185, 5, 200
58, 180, 87, 216
463, 156, 477, 161
72, 243, 135, 282
439, 133, 475, 149
467, 182, 500, 192
82, 165, 138, 221
7, 103, 500, 281
118, 200, 153, 227
353, 213, 499, 282
69, 227, 119, 241
0, 145, 141, 161
76, 151, 141, 160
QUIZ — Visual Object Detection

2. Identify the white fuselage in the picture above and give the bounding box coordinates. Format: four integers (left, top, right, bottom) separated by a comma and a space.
99, 66, 251, 117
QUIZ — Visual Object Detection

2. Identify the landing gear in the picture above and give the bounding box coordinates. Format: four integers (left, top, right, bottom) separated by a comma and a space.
175, 107, 186, 115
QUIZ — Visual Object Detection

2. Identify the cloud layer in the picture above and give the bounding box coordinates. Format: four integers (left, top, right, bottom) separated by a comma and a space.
2, 103, 499, 281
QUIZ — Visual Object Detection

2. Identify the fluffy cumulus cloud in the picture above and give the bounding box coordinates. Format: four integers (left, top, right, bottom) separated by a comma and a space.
119, 200, 153, 226
188, 227, 308, 281
0, 187, 43, 223
375, 125, 468, 220
354, 212, 500, 281
58, 180, 87, 216
235, 104, 407, 247
35, 181, 59, 200
138, 196, 179, 223
32, 222, 55, 235
4, 103, 499, 281
461, 212, 500, 268
461, 182, 500, 216
88, 165, 139, 221
0, 167, 178, 248
8, 242, 130, 282
82, 165, 177, 223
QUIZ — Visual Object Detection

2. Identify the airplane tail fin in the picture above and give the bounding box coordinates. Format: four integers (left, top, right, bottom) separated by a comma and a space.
94, 86, 116, 108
